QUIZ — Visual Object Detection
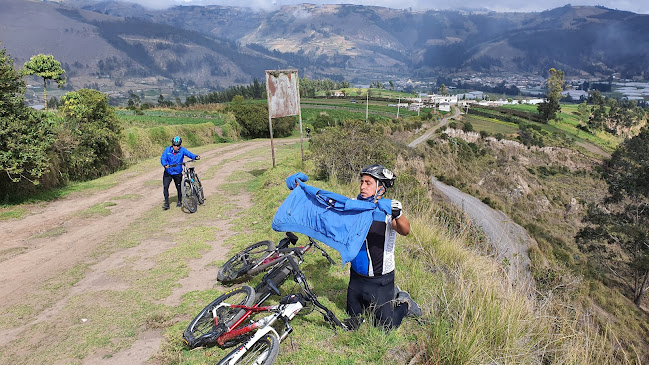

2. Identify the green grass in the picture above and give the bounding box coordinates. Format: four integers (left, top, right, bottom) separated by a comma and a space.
477, 104, 620, 153
460, 115, 519, 136
31, 226, 67, 239
75, 202, 118, 218
115, 109, 228, 128
0, 207, 27, 220
2, 174, 120, 206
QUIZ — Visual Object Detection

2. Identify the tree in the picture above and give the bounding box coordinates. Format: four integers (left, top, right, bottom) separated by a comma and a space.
577, 126, 649, 305
22, 54, 66, 110
0, 46, 54, 194
437, 84, 448, 95
309, 120, 395, 183
58, 89, 123, 180
537, 68, 564, 122
226, 96, 294, 139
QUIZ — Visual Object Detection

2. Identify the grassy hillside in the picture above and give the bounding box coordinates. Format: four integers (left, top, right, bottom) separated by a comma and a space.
151, 143, 620, 363
417, 106, 649, 360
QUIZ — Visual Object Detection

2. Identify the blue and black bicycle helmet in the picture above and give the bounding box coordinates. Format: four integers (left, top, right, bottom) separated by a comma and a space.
360, 164, 396, 189
171, 136, 182, 146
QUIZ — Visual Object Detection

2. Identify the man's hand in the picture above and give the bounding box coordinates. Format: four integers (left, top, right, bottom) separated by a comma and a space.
195, 155, 201, 160
286, 172, 309, 190
164, 165, 170, 169
391, 199, 403, 220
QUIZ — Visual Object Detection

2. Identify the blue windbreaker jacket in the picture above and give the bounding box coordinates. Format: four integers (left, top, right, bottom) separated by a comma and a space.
272, 180, 392, 265
160, 146, 197, 175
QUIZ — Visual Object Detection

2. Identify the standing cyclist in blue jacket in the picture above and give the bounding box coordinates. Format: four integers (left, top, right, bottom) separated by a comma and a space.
346, 164, 421, 330
160, 136, 200, 210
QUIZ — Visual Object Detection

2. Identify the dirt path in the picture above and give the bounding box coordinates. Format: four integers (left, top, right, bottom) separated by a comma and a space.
0, 139, 294, 364
407, 106, 461, 148
431, 177, 535, 290
408, 116, 535, 290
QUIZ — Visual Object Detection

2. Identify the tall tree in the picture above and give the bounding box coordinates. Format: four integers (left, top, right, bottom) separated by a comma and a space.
577, 126, 649, 305
537, 68, 564, 122
0, 46, 54, 194
22, 54, 66, 110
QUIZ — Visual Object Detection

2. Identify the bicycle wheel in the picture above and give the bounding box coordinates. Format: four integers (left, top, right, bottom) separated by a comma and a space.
217, 332, 280, 365
183, 286, 255, 349
181, 176, 198, 213
217, 240, 275, 284
194, 174, 205, 204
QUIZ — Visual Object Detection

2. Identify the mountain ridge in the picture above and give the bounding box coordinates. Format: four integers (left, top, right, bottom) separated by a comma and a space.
2, 0, 648, 98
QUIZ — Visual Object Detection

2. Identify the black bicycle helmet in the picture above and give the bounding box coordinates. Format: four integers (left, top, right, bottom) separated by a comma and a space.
360, 164, 396, 188
171, 136, 182, 146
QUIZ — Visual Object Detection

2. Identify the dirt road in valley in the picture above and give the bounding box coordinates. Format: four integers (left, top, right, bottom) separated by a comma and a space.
0, 139, 294, 364
431, 177, 535, 289
407, 106, 461, 148
409, 111, 535, 290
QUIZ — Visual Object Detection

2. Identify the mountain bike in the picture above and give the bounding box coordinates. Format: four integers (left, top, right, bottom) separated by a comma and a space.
217, 232, 335, 285
183, 255, 347, 364
176, 159, 204, 213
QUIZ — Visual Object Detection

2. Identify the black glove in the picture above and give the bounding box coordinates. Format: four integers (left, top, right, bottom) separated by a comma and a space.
391, 199, 403, 220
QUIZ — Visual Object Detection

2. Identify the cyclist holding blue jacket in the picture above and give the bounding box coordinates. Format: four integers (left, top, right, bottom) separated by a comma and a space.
283, 164, 421, 330
346, 164, 421, 330
160, 136, 200, 210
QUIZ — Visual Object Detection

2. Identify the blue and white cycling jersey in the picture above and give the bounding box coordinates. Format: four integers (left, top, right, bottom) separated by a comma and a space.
350, 210, 396, 277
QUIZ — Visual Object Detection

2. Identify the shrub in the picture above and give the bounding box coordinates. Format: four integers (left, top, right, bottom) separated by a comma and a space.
309, 120, 395, 183
57, 88, 123, 180
226, 98, 295, 138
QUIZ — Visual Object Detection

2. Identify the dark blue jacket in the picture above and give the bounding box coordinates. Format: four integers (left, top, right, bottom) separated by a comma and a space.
160, 146, 197, 175
272, 181, 392, 265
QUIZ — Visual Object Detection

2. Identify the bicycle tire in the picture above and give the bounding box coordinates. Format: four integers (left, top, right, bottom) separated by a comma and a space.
217, 332, 280, 365
183, 286, 255, 349
181, 176, 198, 213
217, 241, 275, 284
195, 173, 205, 204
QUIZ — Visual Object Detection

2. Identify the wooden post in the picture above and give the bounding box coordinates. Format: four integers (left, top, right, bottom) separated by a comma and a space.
266, 83, 276, 168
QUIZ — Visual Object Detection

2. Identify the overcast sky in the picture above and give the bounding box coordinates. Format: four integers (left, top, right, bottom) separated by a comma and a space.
127, 0, 649, 14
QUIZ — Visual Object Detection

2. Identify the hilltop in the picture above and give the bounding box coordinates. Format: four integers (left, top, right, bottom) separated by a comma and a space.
2, 0, 649, 103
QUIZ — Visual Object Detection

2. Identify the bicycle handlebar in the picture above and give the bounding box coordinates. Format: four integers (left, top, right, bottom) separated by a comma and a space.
311, 240, 336, 265
165, 159, 198, 168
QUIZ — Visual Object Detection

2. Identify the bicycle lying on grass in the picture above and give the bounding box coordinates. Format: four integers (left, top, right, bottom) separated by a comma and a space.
183, 243, 349, 364
217, 232, 335, 285
168, 159, 204, 213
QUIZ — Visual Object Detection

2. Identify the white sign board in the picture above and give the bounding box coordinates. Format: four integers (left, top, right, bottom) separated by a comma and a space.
266, 70, 300, 118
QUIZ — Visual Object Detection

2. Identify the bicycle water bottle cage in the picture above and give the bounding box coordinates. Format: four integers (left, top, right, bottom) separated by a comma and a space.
280, 293, 306, 306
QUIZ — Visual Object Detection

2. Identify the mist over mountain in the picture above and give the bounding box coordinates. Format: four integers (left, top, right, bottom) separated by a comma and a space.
2, 0, 648, 95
